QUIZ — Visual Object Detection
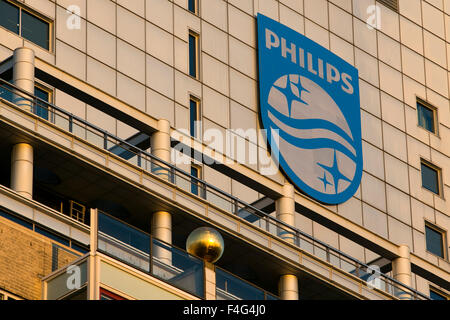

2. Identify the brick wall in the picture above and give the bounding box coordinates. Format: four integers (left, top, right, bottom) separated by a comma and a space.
0, 216, 81, 300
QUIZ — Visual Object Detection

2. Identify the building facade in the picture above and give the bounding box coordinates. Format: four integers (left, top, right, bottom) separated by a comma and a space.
0, 0, 448, 300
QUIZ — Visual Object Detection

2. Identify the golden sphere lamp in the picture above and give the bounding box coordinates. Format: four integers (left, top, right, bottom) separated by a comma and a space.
186, 227, 224, 263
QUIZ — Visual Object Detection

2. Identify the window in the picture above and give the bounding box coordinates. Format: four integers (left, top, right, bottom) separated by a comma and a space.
191, 165, 201, 196
378, 0, 398, 12
190, 96, 200, 138
34, 83, 52, 120
430, 287, 448, 300
0, 0, 51, 50
189, 31, 199, 78
0, 0, 19, 34
421, 160, 441, 195
417, 100, 437, 134
188, 0, 197, 14
425, 222, 446, 259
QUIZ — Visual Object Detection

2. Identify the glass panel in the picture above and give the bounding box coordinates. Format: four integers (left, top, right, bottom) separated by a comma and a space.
425, 225, 444, 258
46, 261, 87, 300
421, 163, 439, 194
190, 99, 198, 137
35, 226, 70, 247
188, 0, 196, 13
216, 268, 265, 300
0, 78, 14, 102
191, 166, 199, 195
21, 10, 50, 50
0, 0, 19, 34
417, 103, 435, 133
151, 239, 204, 298
430, 290, 447, 300
34, 86, 49, 120
98, 212, 150, 253
97, 212, 150, 272
189, 34, 197, 77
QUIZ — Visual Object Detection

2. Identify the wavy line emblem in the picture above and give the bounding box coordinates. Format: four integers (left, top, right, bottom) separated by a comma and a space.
257, 14, 363, 204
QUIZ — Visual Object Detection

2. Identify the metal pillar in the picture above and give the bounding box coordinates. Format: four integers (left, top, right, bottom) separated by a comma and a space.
392, 245, 412, 300
151, 119, 173, 265
11, 48, 35, 199
276, 183, 298, 299
279, 274, 299, 300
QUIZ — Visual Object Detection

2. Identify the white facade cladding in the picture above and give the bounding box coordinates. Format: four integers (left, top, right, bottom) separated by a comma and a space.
0, 0, 448, 300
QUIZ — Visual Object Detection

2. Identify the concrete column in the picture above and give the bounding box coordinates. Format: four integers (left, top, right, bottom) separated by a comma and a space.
150, 119, 171, 180
151, 119, 173, 265
279, 274, 299, 300
276, 184, 298, 300
276, 183, 295, 243
392, 245, 412, 300
151, 211, 172, 265
12, 47, 35, 112
11, 143, 33, 199
10, 48, 35, 199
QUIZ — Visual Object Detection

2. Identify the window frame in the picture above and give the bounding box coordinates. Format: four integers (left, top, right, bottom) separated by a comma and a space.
420, 159, 443, 196
189, 95, 201, 138
190, 164, 202, 196
99, 287, 127, 300
429, 286, 449, 300
188, 30, 200, 79
424, 221, 447, 260
416, 98, 439, 136
0, 0, 53, 51
34, 80, 54, 121
188, 0, 198, 15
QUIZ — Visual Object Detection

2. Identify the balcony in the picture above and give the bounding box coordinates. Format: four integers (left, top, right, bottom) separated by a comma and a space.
0, 78, 433, 300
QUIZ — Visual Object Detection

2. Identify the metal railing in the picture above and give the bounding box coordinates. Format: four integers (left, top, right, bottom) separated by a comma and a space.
97, 210, 205, 298
216, 267, 278, 300
0, 78, 430, 300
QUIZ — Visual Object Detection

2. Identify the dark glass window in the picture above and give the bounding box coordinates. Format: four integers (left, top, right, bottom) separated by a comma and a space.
98, 212, 150, 253
417, 102, 436, 133
421, 162, 440, 195
35, 226, 70, 247
21, 10, 50, 50
71, 242, 89, 254
430, 289, 447, 300
0, 209, 33, 230
191, 166, 199, 195
0, 0, 19, 34
425, 224, 445, 258
190, 98, 198, 137
189, 33, 198, 78
188, 0, 196, 13
0, 0, 50, 50
34, 85, 50, 120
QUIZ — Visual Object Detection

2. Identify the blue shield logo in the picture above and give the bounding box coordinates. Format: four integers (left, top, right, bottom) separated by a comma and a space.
257, 14, 363, 205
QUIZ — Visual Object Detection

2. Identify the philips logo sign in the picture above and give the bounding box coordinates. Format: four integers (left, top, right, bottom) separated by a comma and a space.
257, 14, 363, 205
